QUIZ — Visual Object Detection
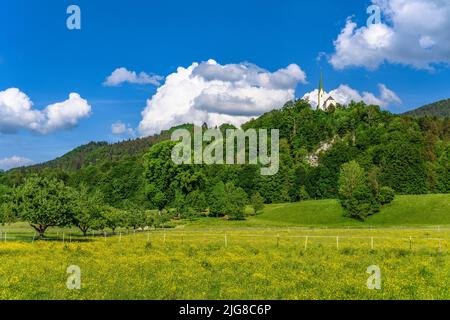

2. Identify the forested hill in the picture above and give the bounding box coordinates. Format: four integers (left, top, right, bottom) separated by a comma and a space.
9, 99, 449, 173
404, 99, 450, 118
17, 129, 174, 172
1, 100, 448, 209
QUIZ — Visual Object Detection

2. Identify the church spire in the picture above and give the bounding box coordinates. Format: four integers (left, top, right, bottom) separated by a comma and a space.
319, 71, 324, 92
318, 71, 324, 109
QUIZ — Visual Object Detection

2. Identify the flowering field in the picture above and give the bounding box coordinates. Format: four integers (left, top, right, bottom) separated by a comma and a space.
1, 228, 450, 300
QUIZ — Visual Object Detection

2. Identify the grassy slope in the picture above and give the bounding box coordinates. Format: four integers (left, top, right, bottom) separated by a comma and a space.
2, 194, 449, 238
184, 194, 450, 229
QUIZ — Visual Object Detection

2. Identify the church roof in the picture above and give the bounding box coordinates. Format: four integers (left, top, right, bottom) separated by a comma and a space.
319, 72, 324, 92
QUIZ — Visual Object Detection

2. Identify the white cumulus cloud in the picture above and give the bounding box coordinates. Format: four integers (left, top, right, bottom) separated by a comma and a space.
138, 59, 307, 136
103, 67, 164, 87
302, 84, 401, 108
111, 121, 135, 136
0, 88, 91, 134
0, 156, 35, 171
330, 0, 450, 70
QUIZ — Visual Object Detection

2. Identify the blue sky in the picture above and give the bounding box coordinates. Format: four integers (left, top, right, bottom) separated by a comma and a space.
1, 0, 450, 168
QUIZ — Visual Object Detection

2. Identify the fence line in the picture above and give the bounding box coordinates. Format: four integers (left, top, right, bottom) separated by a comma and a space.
143, 232, 449, 242
0, 229, 448, 253
0, 231, 448, 243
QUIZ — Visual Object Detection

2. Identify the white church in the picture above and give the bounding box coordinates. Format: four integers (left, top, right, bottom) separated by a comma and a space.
303, 73, 337, 111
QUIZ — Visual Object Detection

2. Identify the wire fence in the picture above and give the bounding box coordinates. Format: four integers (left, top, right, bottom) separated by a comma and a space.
1, 228, 447, 254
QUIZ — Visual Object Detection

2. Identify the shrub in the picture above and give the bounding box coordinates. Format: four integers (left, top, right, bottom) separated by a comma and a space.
250, 192, 265, 214
298, 186, 310, 201
338, 161, 380, 220
378, 186, 395, 205
186, 190, 207, 213
225, 183, 247, 220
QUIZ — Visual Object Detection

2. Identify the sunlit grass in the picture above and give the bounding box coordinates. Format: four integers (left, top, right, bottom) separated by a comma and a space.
1, 194, 449, 300
0, 228, 450, 300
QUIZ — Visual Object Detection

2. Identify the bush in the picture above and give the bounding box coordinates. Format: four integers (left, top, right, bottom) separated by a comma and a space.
298, 186, 310, 201
208, 182, 228, 217
338, 161, 380, 220
225, 183, 247, 220
186, 190, 207, 213
378, 186, 395, 205
250, 192, 265, 214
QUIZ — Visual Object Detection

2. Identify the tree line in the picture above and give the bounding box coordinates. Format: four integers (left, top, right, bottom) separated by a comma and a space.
0, 100, 448, 227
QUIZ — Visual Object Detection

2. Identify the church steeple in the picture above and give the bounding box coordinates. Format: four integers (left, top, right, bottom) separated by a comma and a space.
318, 71, 324, 109
319, 71, 324, 92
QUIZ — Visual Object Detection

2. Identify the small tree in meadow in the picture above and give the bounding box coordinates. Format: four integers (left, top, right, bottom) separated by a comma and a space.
123, 201, 148, 230
186, 190, 207, 214
338, 161, 379, 220
71, 184, 104, 236
100, 206, 125, 234
224, 183, 247, 220
0, 185, 17, 225
209, 182, 228, 217
250, 192, 265, 214
14, 176, 73, 238
377, 186, 395, 205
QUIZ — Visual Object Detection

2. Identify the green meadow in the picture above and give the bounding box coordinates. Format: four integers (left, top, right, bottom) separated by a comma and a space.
0, 194, 450, 300
182, 194, 450, 229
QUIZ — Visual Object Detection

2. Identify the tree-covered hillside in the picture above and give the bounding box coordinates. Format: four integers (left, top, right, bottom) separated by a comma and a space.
1, 100, 449, 211
404, 98, 450, 118
23, 133, 170, 172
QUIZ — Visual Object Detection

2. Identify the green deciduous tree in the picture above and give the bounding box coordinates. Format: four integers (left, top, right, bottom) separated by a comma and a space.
338, 161, 379, 220
71, 184, 104, 236
208, 182, 228, 217
100, 206, 125, 234
123, 201, 149, 230
14, 176, 74, 238
185, 190, 207, 214
250, 192, 265, 214
143, 141, 179, 212
377, 186, 395, 205
224, 183, 247, 220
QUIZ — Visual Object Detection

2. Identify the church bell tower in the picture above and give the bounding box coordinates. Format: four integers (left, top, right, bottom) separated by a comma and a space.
318, 71, 325, 110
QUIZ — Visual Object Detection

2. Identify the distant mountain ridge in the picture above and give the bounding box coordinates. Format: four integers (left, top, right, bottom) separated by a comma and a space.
404, 98, 450, 118
23, 133, 170, 172
15, 124, 196, 172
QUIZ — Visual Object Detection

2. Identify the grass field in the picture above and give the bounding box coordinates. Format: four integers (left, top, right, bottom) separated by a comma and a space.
1, 194, 449, 300
181, 194, 450, 229
1, 228, 450, 299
